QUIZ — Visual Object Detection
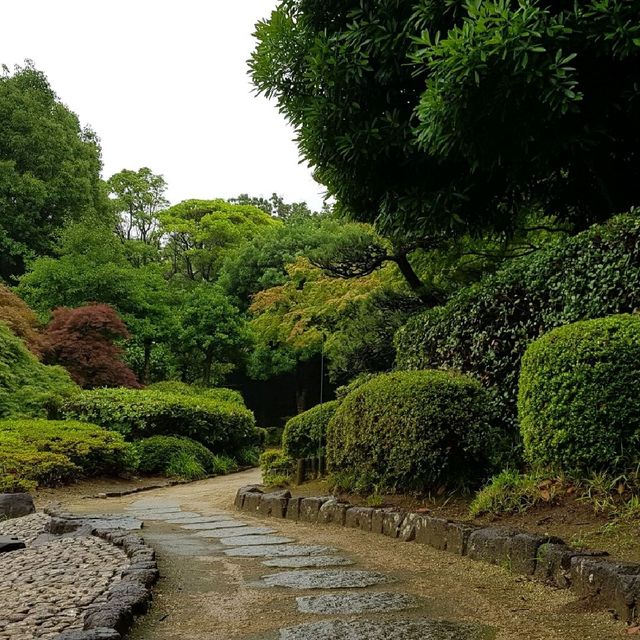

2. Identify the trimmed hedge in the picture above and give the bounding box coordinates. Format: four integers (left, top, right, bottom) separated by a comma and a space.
327, 370, 498, 492
146, 381, 245, 406
134, 435, 238, 480
0, 419, 132, 487
396, 213, 640, 435
0, 322, 78, 419
62, 388, 258, 455
282, 400, 339, 459
519, 315, 640, 474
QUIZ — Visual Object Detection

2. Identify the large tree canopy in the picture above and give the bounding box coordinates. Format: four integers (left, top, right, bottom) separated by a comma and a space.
0, 62, 107, 280
250, 0, 640, 238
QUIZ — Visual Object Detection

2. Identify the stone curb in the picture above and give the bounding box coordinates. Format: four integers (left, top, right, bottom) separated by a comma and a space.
45, 509, 159, 640
235, 486, 640, 623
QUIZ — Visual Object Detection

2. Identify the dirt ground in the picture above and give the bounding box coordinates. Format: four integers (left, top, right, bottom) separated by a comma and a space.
38, 471, 633, 640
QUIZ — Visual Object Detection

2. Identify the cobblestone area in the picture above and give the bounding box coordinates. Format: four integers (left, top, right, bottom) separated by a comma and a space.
0, 512, 51, 545
0, 514, 130, 640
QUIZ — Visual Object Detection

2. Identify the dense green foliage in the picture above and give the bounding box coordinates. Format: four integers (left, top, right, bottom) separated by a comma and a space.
282, 400, 339, 460
62, 388, 257, 455
519, 315, 640, 474
259, 449, 294, 485
251, 1, 640, 238
134, 435, 237, 480
0, 322, 77, 418
396, 214, 640, 434
0, 63, 107, 280
0, 419, 131, 488
327, 370, 497, 492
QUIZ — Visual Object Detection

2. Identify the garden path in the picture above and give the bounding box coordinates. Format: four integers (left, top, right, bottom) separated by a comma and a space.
62, 470, 624, 640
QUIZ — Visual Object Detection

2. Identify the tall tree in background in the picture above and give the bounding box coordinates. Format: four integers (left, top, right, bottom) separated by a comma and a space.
108, 167, 168, 257
0, 62, 107, 280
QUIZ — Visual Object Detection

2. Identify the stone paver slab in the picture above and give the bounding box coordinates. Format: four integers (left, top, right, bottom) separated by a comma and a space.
220, 534, 294, 546
296, 592, 419, 614
278, 619, 489, 640
223, 545, 333, 558
183, 520, 248, 530
263, 556, 354, 569
262, 569, 390, 589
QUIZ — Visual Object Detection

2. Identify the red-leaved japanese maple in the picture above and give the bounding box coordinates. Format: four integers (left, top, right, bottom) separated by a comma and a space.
43, 304, 141, 388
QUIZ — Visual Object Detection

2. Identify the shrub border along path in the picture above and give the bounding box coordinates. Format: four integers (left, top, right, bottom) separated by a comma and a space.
43, 508, 159, 640
236, 486, 640, 624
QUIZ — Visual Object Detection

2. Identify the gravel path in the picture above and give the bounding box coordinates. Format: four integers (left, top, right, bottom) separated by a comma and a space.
0, 513, 130, 639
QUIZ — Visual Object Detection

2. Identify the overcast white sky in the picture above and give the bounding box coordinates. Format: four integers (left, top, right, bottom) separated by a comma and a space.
2, 1, 326, 210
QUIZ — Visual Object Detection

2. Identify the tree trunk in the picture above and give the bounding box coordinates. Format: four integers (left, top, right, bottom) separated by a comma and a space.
295, 361, 308, 413
394, 254, 444, 307
142, 339, 152, 385
202, 347, 214, 386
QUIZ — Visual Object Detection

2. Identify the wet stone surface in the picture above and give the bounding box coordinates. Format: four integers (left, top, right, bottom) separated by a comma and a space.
164, 514, 226, 523
224, 544, 335, 558
263, 555, 354, 569
262, 569, 390, 590
277, 619, 489, 640
188, 521, 248, 532
0, 512, 51, 545
220, 534, 294, 546
190, 526, 276, 537
295, 592, 419, 614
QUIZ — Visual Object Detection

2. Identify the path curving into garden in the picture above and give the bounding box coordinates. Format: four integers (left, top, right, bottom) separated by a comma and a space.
61, 470, 624, 640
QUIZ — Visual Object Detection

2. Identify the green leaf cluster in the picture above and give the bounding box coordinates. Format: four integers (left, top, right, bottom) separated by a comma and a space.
62, 388, 258, 456
145, 381, 245, 406
326, 370, 498, 493
519, 315, 640, 475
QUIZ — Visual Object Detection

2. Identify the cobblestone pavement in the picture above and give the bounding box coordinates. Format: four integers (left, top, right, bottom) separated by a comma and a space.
0, 513, 130, 640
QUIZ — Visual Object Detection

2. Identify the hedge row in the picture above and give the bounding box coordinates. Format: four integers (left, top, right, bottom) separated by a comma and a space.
395, 213, 640, 434
145, 381, 245, 406
62, 388, 258, 456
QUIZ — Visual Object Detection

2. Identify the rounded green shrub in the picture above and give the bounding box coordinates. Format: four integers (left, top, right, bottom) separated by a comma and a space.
135, 436, 217, 475
327, 370, 498, 492
282, 400, 339, 459
62, 388, 258, 455
519, 314, 640, 474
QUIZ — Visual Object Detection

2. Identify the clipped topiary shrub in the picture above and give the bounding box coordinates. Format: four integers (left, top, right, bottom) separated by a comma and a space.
519, 314, 640, 474
282, 400, 339, 459
396, 213, 640, 436
327, 370, 498, 492
0, 322, 78, 419
62, 388, 258, 456
0, 419, 132, 487
259, 449, 294, 485
146, 381, 245, 406
135, 435, 220, 479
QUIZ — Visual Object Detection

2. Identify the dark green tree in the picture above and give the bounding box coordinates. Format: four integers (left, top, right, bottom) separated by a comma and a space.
0, 62, 107, 279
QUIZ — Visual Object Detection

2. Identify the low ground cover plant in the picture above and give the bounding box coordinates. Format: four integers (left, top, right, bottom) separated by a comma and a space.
0, 419, 132, 488
259, 449, 294, 486
62, 388, 258, 456
282, 400, 338, 460
327, 370, 499, 493
519, 314, 640, 475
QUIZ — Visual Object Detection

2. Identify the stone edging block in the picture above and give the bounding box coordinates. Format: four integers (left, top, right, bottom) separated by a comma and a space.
235, 486, 640, 623
46, 509, 159, 640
